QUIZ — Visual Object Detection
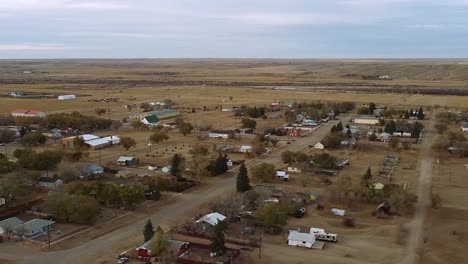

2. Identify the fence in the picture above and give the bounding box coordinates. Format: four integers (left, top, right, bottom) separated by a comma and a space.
0, 199, 44, 220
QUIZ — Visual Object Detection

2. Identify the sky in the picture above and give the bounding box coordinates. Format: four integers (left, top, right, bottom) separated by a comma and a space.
0, 0, 467, 58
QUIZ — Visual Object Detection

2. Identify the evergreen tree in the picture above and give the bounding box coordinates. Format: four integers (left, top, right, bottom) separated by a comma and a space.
143, 219, 155, 242
336, 121, 344, 132
346, 128, 352, 138
171, 153, 182, 177
368, 103, 376, 115
210, 222, 227, 255
236, 163, 251, 192
384, 120, 397, 134
404, 111, 410, 119
330, 125, 337, 133
361, 166, 372, 188
417, 107, 425, 120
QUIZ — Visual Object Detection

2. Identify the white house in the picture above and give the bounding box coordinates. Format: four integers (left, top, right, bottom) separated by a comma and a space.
276, 170, 289, 181
58, 94, 76, 100
117, 156, 137, 166
461, 122, 468, 132
314, 142, 325, 150
287, 230, 316, 249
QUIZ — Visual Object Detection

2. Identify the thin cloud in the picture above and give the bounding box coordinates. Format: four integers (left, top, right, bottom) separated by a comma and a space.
0, 44, 70, 51
0, 0, 130, 11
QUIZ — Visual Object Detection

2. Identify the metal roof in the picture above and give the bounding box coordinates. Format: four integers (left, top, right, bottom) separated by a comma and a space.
195, 212, 226, 226
14, 219, 55, 233
0, 217, 24, 231
288, 231, 315, 243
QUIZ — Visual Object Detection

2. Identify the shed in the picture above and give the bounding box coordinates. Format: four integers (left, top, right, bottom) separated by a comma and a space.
287, 230, 316, 248
117, 156, 137, 166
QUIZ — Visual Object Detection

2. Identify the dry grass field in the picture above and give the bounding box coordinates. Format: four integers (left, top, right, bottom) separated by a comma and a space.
0, 59, 467, 264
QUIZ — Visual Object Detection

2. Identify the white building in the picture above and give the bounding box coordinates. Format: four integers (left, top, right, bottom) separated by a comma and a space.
353, 115, 380, 125
58, 94, 76, 100
276, 170, 289, 181
208, 130, 234, 139
287, 230, 316, 249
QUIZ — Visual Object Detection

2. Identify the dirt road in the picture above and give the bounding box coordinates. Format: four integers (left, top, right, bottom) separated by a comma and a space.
0, 115, 343, 264
400, 113, 436, 264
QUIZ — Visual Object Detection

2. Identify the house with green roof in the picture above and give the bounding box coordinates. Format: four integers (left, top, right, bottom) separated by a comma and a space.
141, 115, 160, 127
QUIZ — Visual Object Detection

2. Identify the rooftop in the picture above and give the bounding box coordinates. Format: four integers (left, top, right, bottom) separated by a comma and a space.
117, 156, 136, 162
356, 115, 379, 119
37, 177, 61, 183
195, 212, 226, 226
143, 115, 160, 124
14, 219, 55, 232
288, 230, 315, 243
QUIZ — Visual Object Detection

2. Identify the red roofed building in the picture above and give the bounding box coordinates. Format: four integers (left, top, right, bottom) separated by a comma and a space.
11, 109, 46, 118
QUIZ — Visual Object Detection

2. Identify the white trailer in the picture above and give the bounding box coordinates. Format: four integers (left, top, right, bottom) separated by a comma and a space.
310, 227, 338, 242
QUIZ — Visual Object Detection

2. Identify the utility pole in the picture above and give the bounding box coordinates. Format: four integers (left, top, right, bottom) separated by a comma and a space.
258, 228, 264, 259
48, 223, 51, 249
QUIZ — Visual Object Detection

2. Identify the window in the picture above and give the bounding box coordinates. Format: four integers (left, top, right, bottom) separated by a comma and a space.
302, 241, 306, 244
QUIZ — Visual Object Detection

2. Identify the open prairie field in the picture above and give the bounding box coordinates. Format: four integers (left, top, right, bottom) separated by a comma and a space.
1, 59, 468, 116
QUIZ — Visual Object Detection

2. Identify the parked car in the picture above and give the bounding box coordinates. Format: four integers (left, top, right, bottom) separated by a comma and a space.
295, 207, 306, 218
117, 257, 129, 264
